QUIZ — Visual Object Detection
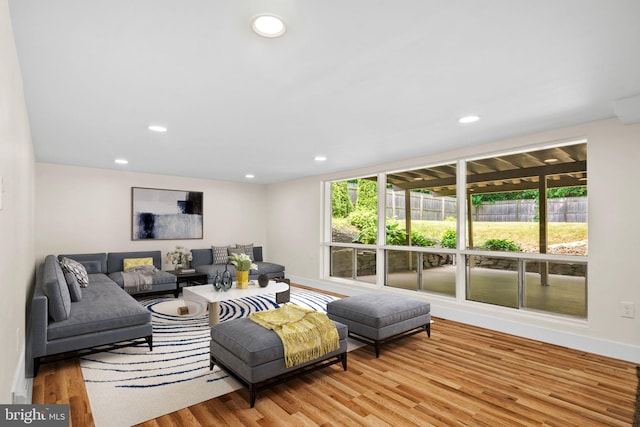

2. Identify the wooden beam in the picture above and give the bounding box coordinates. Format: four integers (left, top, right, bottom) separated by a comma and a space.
394, 161, 586, 191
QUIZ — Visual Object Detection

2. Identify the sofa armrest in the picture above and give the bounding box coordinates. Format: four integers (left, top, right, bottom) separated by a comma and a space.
30, 294, 48, 359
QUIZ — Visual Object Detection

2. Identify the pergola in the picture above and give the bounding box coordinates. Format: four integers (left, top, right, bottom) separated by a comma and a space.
385, 143, 587, 270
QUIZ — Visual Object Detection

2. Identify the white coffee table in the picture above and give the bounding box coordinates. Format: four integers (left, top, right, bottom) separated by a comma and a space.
183, 280, 289, 325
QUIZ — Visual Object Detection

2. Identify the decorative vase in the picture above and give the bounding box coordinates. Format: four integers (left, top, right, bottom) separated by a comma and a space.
221, 265, 232, 291
257, 274, 269, 288
236, 270, 249, 289
213, 271, 221, 291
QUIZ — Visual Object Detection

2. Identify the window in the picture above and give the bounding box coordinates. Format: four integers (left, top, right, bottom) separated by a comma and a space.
465, 142, 587, 317
466, 143, 587, 256
386, 249, 455, 296
383, 163, 457, 295
324, 142, 588, 318
330, 177, 378, 283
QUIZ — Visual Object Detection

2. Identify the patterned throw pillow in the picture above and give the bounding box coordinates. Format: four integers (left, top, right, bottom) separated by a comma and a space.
60, 257, 89, 288
123, 257, 154, 271
211, 246, 229, 264
235, 243, 254, 261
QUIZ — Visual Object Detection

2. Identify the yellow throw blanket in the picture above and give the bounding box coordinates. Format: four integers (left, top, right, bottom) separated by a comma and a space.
249, 304, 340, 368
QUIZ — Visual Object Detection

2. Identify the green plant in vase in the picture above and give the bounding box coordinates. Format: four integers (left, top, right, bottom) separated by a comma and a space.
229, 253, 257, 289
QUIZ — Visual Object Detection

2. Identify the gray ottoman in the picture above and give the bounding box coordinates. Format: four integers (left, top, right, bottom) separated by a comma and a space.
210, 317, 348, 407
326, 293, 431, 357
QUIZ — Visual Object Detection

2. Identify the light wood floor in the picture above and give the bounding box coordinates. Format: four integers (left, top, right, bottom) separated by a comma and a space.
32, 287, 638, 427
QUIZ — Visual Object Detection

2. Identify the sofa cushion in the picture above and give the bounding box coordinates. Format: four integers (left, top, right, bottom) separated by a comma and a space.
79, 260, 103, 274
253, 246, 264, 262
123, 257, 153, 271
235, 243, 254, 261
88, 272, 118, 286
211, 246, 229, 264
42, 256, 72, 321
47, 280, 151, 340
58, 253, 107, 274
253, 262, 285, 275
60, 257, 89, 287
109, 270, 177, 287
64, 271, 82, 302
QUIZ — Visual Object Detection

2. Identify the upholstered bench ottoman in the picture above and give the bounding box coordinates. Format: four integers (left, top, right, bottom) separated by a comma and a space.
210, 317, 348, 407
326, 293, 431, 357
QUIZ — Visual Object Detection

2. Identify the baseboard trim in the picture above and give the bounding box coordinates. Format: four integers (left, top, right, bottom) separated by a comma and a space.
289, 275, 640, 364
12, 344, 33, 404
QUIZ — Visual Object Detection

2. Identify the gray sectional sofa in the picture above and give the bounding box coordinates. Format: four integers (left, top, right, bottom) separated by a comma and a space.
191, 246, 285, 283
28, 251, 176, 376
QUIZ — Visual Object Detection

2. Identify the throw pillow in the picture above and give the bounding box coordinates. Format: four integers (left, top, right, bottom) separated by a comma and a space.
235, 243, 254, 261
228, 247, 243, 256
211, 246, 229, 264
123, 257, 154, 271
64, 271, 82, 302
60, 257, 89, 288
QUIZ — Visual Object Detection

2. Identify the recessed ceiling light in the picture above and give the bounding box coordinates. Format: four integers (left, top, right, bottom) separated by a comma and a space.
115, 159, 128, 164
314, 155, 327, 162
458, 115, 480, 124
544, 158, 559, 163
252, 14, 286, 38
148, 124, 167, 132
245, 174, 255, 179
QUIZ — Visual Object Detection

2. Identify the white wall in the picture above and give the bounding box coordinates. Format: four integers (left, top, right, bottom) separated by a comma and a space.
35, 164, 269, 268
266, 118, 640, 363
0, 0, 35, 403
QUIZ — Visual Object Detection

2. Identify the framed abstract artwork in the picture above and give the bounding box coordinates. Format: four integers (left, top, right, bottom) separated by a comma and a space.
131, 187, 203, 240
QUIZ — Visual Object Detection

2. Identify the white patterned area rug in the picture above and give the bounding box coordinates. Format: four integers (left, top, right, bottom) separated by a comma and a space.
80, 288, 353, 427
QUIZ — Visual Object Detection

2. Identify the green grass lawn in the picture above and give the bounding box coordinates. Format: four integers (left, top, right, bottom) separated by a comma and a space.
333, 218, 587, 250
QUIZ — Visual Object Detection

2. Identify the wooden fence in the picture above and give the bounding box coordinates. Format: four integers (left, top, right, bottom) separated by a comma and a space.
473, 198, 587, 222
348, 187, 587, 222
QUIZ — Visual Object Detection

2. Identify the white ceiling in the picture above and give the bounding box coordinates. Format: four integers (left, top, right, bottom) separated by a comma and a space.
8, 0, 640, 184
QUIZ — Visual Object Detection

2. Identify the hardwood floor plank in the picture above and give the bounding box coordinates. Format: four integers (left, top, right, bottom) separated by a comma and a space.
32, 286, 638, 427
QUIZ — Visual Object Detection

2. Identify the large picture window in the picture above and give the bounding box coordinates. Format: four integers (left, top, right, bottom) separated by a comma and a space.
384, 163, 457, 295
330, 177, 378, 282
324, 142, 588, 319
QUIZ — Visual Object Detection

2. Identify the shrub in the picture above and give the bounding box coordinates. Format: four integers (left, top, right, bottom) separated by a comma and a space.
441, 229, 457, 249
348, 209, 376, 230
353, 225, 377, 244
409, 232, 437, 247
384, 221, 406, 245
331, 181, 353, 218
352, 219, 436, 247
355, 179, 378, 211
481, 238, 521, 252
